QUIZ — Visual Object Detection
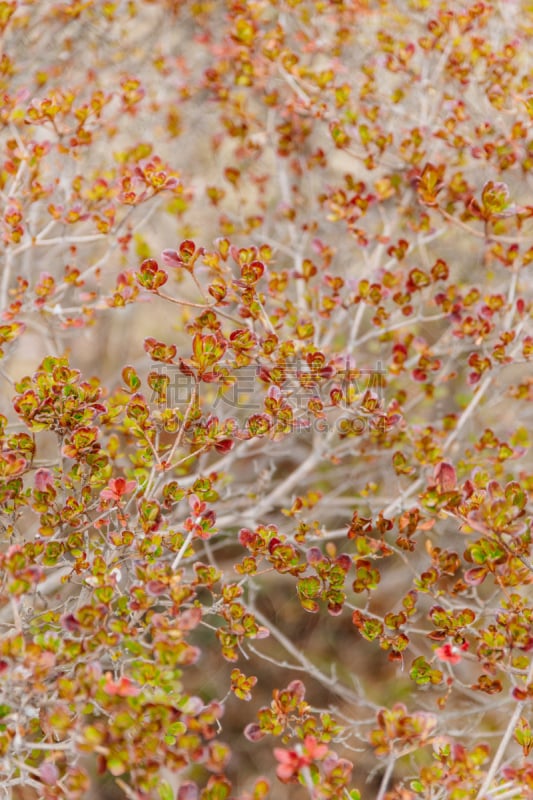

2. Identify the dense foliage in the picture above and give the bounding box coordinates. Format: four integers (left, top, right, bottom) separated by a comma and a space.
1, 1, 533, 798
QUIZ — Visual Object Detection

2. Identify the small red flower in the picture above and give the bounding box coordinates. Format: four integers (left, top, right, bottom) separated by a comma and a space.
273, 736, 329, 783
435, 642, 469, 665
100, 477, 137, 502
302, 735, 328, 760
273, 748, 302, 783
102, 673, 140, 697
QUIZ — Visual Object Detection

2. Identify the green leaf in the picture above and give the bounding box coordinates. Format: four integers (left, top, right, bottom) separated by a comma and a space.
107, 754, 127, 776
158, 781, 175, 800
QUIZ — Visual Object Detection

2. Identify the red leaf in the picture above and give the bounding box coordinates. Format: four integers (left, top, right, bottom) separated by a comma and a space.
433, 461, 457, 492
244, 723, 264, 742
103, 673, 140, 696
161, 248, 184, 268
34, 468, 54, 491
39, 762, 59, 786
178, 784, 199, 800
464, 567, 488, 586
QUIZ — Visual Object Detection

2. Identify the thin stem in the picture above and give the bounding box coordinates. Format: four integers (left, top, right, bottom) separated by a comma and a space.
438, 208, 532, 244
351, 312, 447, 349
376, 755, 396, 800
475, 659, 533, 799
216, 436, 330, 527
251, 606, 361, 705
443, 371, 494, 452
149, 384, 199, 494
171, 529, 195, 571
155, 289, 244, 325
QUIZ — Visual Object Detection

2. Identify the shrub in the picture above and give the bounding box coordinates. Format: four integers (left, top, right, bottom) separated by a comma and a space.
1, 1, 533, 799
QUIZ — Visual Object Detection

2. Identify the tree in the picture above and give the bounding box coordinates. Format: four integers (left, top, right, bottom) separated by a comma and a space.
1, 1, 533, 798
